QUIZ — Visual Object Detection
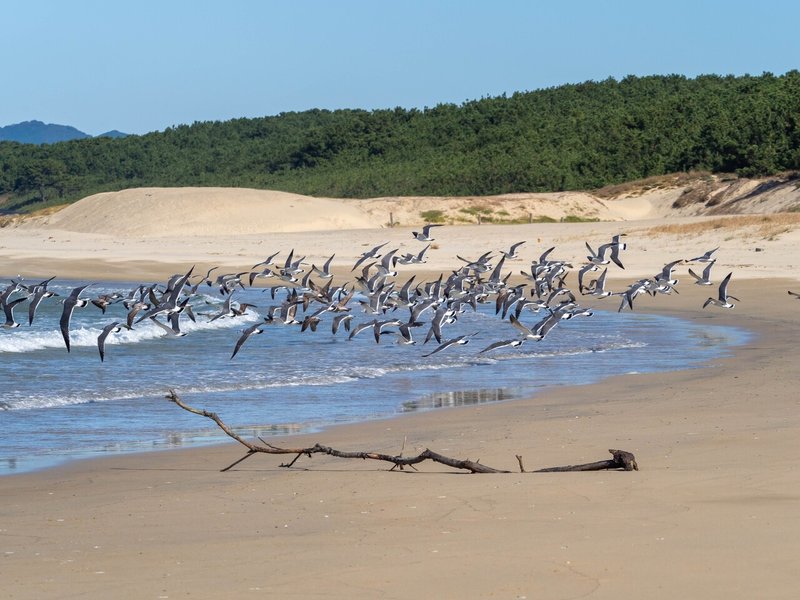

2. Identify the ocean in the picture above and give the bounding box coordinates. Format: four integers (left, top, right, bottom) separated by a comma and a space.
0, 278, 749, 474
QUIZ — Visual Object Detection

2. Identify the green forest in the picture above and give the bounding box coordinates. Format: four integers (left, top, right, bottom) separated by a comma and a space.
1, 72, 799, 212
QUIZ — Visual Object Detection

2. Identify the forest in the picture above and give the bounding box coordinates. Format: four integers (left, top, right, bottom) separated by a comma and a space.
1, 72, 799, 212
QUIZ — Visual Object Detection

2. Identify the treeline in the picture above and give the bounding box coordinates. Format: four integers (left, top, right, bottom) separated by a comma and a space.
2, 72, 799, 212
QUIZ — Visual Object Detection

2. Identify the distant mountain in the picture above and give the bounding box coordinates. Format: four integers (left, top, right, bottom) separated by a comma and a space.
97, 130, 128, 139
0, 120, 128, 144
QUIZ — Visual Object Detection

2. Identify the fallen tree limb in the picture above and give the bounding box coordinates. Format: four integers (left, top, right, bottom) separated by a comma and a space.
533, 449, 639, 472
166, 390, 508, 473
166, 390, 638, 474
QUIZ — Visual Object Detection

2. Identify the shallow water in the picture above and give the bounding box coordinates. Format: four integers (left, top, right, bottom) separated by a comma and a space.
0, 279, 750, 474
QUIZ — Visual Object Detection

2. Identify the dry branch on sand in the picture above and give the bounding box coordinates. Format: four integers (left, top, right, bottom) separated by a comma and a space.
166, 390, 638, 474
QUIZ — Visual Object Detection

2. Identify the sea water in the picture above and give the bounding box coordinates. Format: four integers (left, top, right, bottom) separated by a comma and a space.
0, 279, 749, 474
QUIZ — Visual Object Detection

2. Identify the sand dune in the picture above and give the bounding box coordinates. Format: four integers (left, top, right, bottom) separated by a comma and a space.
23, 187, 383, 235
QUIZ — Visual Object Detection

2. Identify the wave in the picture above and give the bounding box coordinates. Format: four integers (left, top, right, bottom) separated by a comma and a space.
2, 337, 645, 411
0, 310, 259, 354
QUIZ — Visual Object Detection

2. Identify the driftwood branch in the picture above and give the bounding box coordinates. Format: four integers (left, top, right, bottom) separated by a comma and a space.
166, 390, 638, 474
533, 449, 639, 472
166, 390, 508, 473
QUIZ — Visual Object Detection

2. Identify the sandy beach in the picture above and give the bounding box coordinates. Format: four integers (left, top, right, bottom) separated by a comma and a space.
2, 187, 800, 598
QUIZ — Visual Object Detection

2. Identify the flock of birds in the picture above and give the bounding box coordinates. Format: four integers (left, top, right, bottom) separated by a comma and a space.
1, 222, 783, 365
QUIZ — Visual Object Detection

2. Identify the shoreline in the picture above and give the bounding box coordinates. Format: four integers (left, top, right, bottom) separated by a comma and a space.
0, 286, 750, 478
4, 277, 800, 598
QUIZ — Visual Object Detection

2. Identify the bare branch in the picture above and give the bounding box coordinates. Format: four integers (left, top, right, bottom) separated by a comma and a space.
166, 390, 638, 474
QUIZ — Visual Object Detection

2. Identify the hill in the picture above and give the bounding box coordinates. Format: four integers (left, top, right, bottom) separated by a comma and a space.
0, 120, 91, 144
0, 121, 129, 145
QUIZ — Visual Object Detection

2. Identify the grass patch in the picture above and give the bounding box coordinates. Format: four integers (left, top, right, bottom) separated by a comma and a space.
561, 214, 600, 223
639, 213, 800, 240
419, 209, 446, 223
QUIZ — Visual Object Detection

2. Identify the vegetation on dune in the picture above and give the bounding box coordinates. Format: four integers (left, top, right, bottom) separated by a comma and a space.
2, 72, 800, 213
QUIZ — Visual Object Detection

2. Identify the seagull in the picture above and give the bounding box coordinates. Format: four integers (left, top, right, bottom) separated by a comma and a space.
478, 339, 524, 354
149, 315, 188, 337
655, 260, 683, 286
2, 297, 26, 328
703, 272, 739, 309
577, 263, 600, 295
60, 284, 92, 352
585, 239, 625, 269
97, 321, 125, 362
26, 276, 58, 326
422, 333, 476, 357
499, 241, 525, 260
231, 323, 264, 359
395, 323, 417, 345
687, 246, 719, 263
587, 268, 613, 298
252, 251, 280, 270
311, 254, 336, 279
351, 242, 389, 272
331, 313, 354, 335
412, 223, 442, 242
688, 259, 716, 285
509, 313, 559, 341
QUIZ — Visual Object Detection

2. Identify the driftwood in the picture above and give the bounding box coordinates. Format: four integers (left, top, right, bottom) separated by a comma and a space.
525, 449, 639, 472
166, 390, 638, 474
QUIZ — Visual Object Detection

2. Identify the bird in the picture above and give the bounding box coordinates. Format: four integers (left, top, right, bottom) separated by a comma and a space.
26, 276, 58, 326
331, 313, 354, 335
351, 242, 389, 272
310, 253, 336, 279
687, 247, 719, 263
703, 272, 739, 309
149, 315, 188, 337
412, 223, 442, 242
231, 323, 264, 359
97, 321, 125, 362
499, 241, 525, 260
422, 333, 475, 357
478, 339, 524, 354
2, 297, 26, 328
789, 290, 800, 299
586, 268, 613, 298
60, 284, 92, 352
688, 260, 716, 285
585, 239, 625, 269
509, 313, 559, 341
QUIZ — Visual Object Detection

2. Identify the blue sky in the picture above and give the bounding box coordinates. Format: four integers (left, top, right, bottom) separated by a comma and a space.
3, 0, 798, 135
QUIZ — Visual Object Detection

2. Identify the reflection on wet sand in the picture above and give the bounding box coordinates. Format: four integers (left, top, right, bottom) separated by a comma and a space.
401, 388, 517, 412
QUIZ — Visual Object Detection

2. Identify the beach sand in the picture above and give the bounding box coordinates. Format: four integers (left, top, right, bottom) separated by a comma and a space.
2, 188, 800, 598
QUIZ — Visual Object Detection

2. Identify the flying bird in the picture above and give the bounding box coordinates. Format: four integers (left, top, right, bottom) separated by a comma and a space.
478, 339, 524, 354
688, 260, 716, 286
97, 321, 125, 362
231, 323, 264, 359
60, 284, 93, 352
687, 246, 719, 263
412, 224, 442, 242
703, 272, 739, 309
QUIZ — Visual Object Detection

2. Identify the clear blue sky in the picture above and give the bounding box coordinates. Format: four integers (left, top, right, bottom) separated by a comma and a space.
3, 0, 798, 136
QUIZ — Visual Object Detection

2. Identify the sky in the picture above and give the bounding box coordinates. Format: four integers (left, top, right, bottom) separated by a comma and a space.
3, 0, 799, 136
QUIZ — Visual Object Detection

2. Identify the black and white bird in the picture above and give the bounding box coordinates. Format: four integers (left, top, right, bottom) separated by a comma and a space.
688, 259, 716, 286
687, 246, 719, 263
97, 321, 125, 362
703, 272, 739, 309
60, 284, 93, 352
478, 339, 524, 354
422, 333, 475, 357
231, 323, 264, 359
412, 223, 442, 242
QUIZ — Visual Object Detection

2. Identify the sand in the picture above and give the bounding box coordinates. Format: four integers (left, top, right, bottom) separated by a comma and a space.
2, 187, 800, 599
